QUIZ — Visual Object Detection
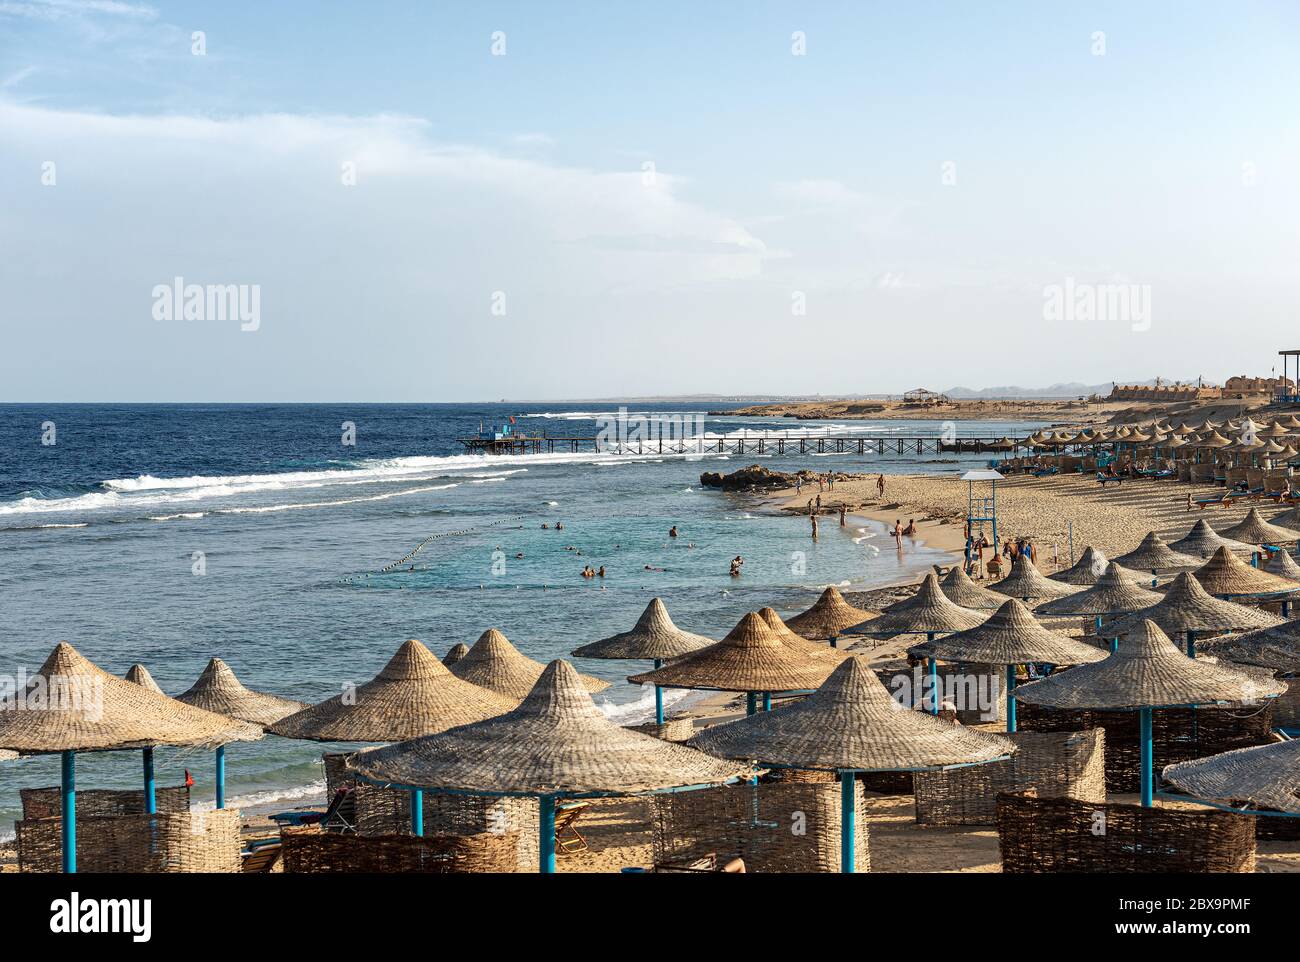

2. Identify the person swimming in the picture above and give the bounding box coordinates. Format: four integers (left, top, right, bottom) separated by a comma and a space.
669, 525, 678, 538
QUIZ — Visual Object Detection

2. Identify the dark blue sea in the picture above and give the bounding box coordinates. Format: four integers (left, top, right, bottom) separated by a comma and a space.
0, 403, 1044, 831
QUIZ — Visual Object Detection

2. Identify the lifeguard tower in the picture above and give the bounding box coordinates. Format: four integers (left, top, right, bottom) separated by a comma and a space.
962, 469, 1003, 546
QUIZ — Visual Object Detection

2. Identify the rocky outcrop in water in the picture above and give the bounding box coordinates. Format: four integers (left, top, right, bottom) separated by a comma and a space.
699, 464, 804, 491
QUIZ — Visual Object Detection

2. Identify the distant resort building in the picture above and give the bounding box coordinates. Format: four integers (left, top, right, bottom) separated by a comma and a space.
1108, 380, 1221, 402
900, 387, 951, 407
1223, 374, 1294, 396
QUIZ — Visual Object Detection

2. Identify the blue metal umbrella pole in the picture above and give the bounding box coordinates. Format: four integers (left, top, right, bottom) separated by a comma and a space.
653, 659, 664, 725
927, 637, 939, 715
142, 747, 156, 814
839, 770, 856, 874
1139, 707, 1154, 808
61, 750, 76, 874
538, 795, 557, 874
410, 789, 423, 836
762, 692, 772, 712
1005, 665, 1017, 733
215, 745, 226, 810
746, 693, 757, 716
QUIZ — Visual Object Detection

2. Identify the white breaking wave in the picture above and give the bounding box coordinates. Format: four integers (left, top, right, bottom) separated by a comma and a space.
215, 483, 459, 514
594, 684, 693, 725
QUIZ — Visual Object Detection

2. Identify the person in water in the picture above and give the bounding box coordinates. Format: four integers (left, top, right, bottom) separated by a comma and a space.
730, 555, 743, 577
903, 518, 916, 537
669, 525, 678, 538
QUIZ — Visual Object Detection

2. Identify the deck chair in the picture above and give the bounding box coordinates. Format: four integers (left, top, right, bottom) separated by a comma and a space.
269, 786, 357, 835
554, 800, 591, 856
1096, 472, 1122, 487
1195, 493, 1227, 509
241, 837, 282, 873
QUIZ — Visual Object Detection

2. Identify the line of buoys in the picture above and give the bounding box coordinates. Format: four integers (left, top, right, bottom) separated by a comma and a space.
370, 515, 527, 575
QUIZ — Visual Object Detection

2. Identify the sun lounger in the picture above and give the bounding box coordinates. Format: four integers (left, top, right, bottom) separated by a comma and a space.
1096, 473, 1122, 487
653, 853, 747, 873
1195, 493, 1227, 509
555, 800, 591, 856
241, 837, 282, 873
269, 786, 357, 834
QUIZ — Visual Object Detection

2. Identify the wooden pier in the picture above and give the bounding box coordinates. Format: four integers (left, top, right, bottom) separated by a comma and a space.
457, 434, 1024, 457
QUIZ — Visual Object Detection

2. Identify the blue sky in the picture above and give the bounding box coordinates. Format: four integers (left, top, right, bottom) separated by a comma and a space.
2, 1, 1299, 400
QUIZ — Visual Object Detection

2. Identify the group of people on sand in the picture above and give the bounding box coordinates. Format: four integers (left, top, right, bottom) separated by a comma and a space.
794, 472, 839, 496
892, 517, 917, 544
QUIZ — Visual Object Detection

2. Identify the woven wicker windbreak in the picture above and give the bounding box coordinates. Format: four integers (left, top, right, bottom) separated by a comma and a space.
1222, 508, 1300, 545
0, 642, 263, 753
758, 608, 848, 661
913, 729, 1105, 826
688, 656, 1014, 772
571, 598, 715, 659
1103, 572, 1285, 638
123, 664, 163, 693
1265, 549, 1300, 582
268, 639, 515, 743
347, 660, 753, 795
1035, 563, 1163, 616
1169, 519, 1254, 559
21, 785, 189, 819
996, 792, 1256, 873
176, 658, 307, 727
281, 824, 518, 873
1162, 740, 1300, 815
451, 629, 610, 701
783, 587, 879, 638
938, 565, 1006, 608
1011, 621, 1286, 710
1198, 622, 1300, 674
442, 644, 469, 667
991, 554, 1079, 602
910, 599, 1107, 666
1049, 547, 1111, 585
850, 573, 986, 637
629, 612, 839, 692
1110, 532, 1201, 572
1193, 546, 1300, 597
17, 809, 242, 873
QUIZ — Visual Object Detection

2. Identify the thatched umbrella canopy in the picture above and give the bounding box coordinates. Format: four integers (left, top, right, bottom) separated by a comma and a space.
687, 656, 1014, 871
1163, 740, 1300, 815
938, 565, 1007, 608
1110, 532, 1201, 573
452, 629, 609, 702
1197, 623, 1300, 675
1169, 519, 1254, 559
758, 607, 849, 661
990, 554, 1079, 602
571, 598, 714, 660
1196, 430, 1232, 449
1192, 546, 1300, 597
783, 587, 878, 640
628, 611, 838, 696
847, 573, 985, 637
1265, 549, 1300, 582
269, 639, 516, 743
1012, 621, 1286, 806
1050, 546, 1111, 586
1036, 563, 1163, 617
441, 643, 469, 667
347, 660, 753, 872
1269, 505, 1300, 530
1103, 572, 1285, 650
123, 664, 163, 694
1221, 508, 1300, 545
176, 657, 308, 727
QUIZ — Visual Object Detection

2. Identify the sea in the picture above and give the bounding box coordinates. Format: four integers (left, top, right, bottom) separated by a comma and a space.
0, 402, 1046, 833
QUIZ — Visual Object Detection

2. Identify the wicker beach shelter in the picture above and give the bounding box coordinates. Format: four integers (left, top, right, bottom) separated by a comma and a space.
123, 663, 163, 693
1111, 532, 1201, 577
991, 553, 1080, 602
628, 612, 839, 714
938, 565, 1006, 608
442, 644, 469, 667
1221, 508, 1300, 546
1035, 563, 1163, 618
783, 586, 878, 642
0, 642, 263, 872
688, 656, 1014, 872
571, 598, 713, 724
848, 573, 986, 638
452, 629, 609, 702
346, 660, 753, 872
910, 599, 1106, 731
1169, 519, 1255, 559
1163, 740, 1300, 815
1192, 546, 1300, 598
1012, 621, 1285, 806
1050, 546, 1112, 586
1265, 550, 1300, 582
1103, 572, 1285, 656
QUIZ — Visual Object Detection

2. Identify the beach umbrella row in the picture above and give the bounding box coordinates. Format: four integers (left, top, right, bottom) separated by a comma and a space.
1103, 572, 1284, 655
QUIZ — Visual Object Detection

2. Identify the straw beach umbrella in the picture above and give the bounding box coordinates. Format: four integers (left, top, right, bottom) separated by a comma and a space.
759, 607, 849, 662
1110, 532, 1201, 579
1050, 546, 1111, 586
991, 554, 1079, 602
910, 599, 1106, 731
571, 598, 713, 724
1103, 572, 1285, 656
628, 612, 839, 715
1265, 550, 1300, 582
1221, 508, 1300, 546
1169, 519, 1254, 559
0, 643, 262, 872
123, 664, 164, 694
346, 660, 753, 872
938, 565, 1007, 608
1192, 546, 1300, 597
784, 586, 878, 643
442, 644, 469, 667
1036, 563, 1163, 619
1011, 621, 1284, 806
1163, 740, 1300, 815
176, 658, 308, 808
688, 656, 1015, 872
452, 628, 610, 702
1197, 623, 1300, 675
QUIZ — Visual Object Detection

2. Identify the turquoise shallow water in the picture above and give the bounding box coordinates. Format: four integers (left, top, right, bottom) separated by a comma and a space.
0, 403, 1043, 831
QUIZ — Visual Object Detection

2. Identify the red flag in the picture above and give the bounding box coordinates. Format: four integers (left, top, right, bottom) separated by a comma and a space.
509, 416, 516, 424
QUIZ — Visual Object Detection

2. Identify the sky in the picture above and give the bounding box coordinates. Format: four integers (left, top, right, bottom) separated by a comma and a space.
1, 0, 1299, 402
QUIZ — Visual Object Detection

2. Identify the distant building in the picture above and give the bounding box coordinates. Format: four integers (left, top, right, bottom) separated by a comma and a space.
901, 387, 951, 406
1223, 374, 1293, 396
1108, 382, 1220, 401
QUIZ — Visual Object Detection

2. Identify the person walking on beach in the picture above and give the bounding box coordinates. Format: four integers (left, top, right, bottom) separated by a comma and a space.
795, 477, 802, 495
807, 498, 814, 515
815, 494, 822, 511
839, 504, 847, 527
893, 519, 903, 546
818, 476, 825, 493
811, 514, 819, 541
877, 474, 886, 499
